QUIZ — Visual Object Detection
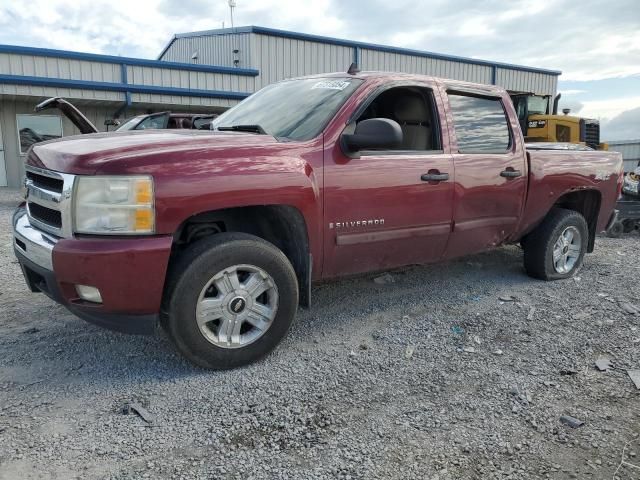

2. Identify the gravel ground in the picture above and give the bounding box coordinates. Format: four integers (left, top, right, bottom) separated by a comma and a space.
1, 187, 639, 480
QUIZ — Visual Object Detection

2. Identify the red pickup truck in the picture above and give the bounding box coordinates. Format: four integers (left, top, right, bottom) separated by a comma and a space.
13, 72, 623, 369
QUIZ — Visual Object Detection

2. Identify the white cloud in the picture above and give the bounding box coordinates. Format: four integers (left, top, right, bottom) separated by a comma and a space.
579, 96, 640, 122
559, 89, 587, 95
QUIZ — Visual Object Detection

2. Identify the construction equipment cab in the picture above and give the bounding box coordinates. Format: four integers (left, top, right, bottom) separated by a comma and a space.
511, 92, 608, 150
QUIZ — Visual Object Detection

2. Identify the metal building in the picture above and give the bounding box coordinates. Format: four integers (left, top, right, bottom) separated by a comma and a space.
609, 140, 640, 172
0, 25, 561, 188
0, 45, 257, 187
159, 26, 561, 96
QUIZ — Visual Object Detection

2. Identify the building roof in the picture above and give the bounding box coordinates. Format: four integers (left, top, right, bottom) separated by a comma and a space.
158, 25, 562, 77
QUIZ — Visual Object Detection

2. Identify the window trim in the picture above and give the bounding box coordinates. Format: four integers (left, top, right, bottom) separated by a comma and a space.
446, 90, 513, 154
361, 149, 445, 157
348, 82, 444, 154
16, 113, 63, 155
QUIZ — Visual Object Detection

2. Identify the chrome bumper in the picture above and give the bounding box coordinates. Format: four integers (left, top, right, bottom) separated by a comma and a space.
12, 208, 58, 271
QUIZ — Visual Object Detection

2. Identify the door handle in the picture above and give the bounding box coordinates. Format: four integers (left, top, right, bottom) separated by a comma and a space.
500, 169, 522, 178
421, 173, 449, 182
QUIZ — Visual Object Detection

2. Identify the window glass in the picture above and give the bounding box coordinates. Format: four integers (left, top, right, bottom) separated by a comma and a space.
17, 115, 63, 154
136, 114, 168, 130
355, 87, 441, 151
448, 94, 511, 153
211, 77, 363, 141
116, 116, 145, 131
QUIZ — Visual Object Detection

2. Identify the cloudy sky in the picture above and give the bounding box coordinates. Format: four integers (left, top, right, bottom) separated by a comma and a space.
1, 0, 638, 140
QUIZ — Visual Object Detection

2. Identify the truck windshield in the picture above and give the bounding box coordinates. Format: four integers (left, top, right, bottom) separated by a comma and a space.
211, 77, 363, 141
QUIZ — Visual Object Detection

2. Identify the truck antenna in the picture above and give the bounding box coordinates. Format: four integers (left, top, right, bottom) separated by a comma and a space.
347, 62, 360, 75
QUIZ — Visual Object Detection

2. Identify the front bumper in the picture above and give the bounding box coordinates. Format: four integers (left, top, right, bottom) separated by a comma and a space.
12, 208, 173, 334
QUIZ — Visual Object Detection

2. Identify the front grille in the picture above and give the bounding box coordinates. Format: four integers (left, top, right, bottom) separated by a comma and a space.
28, 202, 62, 228
26, 171, 63, 193
583, 121, 600, 149
24, 165, 75, 238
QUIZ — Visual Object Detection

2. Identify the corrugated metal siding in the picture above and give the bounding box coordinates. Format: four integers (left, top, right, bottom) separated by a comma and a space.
495, 67, 557, 96
161, 31, 558, 96
126, 65, 254, 93
0, 53, 122, 82
359, 48, 493, 84
250, 34, 353, 88
161, 34, 252, 69
609, 141, 640, 172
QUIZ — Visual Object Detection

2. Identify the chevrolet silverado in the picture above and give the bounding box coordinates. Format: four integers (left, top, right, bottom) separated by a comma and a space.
13, 72, 624, 369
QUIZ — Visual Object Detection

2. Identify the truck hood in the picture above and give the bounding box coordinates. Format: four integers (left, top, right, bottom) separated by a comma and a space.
28, 130, 281, 174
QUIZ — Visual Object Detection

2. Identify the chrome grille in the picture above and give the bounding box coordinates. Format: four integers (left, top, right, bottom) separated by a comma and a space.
24, 165, 75, 238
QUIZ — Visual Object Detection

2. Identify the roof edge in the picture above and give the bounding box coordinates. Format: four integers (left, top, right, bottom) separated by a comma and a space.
165, 25, 562, 76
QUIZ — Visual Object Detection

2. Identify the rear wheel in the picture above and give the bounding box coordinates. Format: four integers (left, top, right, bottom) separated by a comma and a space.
523, 208, 588, 280
163, 233, 299, 369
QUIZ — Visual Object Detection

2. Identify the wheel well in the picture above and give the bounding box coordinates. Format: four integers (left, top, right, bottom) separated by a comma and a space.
553, 190, 601, 252
173, 205, 311, 307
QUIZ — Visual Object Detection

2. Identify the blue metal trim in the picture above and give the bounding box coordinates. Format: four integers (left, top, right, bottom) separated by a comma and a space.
0, 74, 251, 100
120, 64, 132, 107
0, 44, 259, 76
169, 25, 562, 76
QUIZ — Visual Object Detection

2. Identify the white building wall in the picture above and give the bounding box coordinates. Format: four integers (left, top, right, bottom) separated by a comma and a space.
609, 140, 640, 172
160, 33, 252, 69
359, 48, 493, 84
249, 34, 354, 88
159, 29, 560, 97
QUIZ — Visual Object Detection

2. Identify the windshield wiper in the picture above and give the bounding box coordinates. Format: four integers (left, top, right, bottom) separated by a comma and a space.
216, 124, 268, 134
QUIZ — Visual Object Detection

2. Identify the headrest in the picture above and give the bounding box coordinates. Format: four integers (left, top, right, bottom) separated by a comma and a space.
179, 118, 193, 129
394, 96, 429, 123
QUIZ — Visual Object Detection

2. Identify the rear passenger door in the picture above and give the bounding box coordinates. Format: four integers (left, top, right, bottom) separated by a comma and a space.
443, 90, 527, 258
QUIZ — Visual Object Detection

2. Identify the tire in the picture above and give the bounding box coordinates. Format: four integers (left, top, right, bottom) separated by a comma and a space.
163, 233, 299, 370
622, 220, 635, 234
606, 221, 624, 238
523, 208, 588, 280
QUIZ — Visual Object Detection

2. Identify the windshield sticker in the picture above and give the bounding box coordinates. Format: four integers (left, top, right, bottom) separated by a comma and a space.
311, 80, 351, 91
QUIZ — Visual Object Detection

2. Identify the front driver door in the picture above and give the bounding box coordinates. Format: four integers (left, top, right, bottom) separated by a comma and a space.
322, 83, 454, 278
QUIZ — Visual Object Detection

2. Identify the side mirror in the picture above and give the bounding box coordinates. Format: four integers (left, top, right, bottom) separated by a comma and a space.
341, 118, 402, 155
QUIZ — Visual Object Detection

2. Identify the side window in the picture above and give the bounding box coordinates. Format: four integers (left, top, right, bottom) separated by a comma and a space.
135, 113, 169, 130
447, 93, 511, 153
356, 86, 441, 151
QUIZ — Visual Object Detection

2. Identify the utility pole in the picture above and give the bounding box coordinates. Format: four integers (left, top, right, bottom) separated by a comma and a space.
229, 0, 236, 29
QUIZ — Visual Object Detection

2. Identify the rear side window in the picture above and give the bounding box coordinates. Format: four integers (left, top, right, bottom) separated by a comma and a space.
447, 94, 511, 153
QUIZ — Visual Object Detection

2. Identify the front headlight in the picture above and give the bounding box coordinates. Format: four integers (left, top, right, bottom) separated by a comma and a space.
74, 176, 155, 234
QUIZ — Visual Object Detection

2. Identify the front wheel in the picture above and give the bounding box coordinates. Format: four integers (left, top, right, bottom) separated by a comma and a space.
523, 208, 588, 280
163, 233, 299, 369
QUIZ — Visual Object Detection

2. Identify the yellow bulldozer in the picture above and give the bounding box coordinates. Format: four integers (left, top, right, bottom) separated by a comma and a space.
510, 93, 608, 150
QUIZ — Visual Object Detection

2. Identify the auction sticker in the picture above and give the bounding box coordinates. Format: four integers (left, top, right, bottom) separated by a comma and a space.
311, 80, 351, 90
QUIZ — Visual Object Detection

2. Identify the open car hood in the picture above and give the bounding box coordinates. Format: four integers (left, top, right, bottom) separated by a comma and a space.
35, 97, 99, 134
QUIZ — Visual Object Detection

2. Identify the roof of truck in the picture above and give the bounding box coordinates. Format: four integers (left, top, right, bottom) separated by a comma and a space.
297, 70, 506, 94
